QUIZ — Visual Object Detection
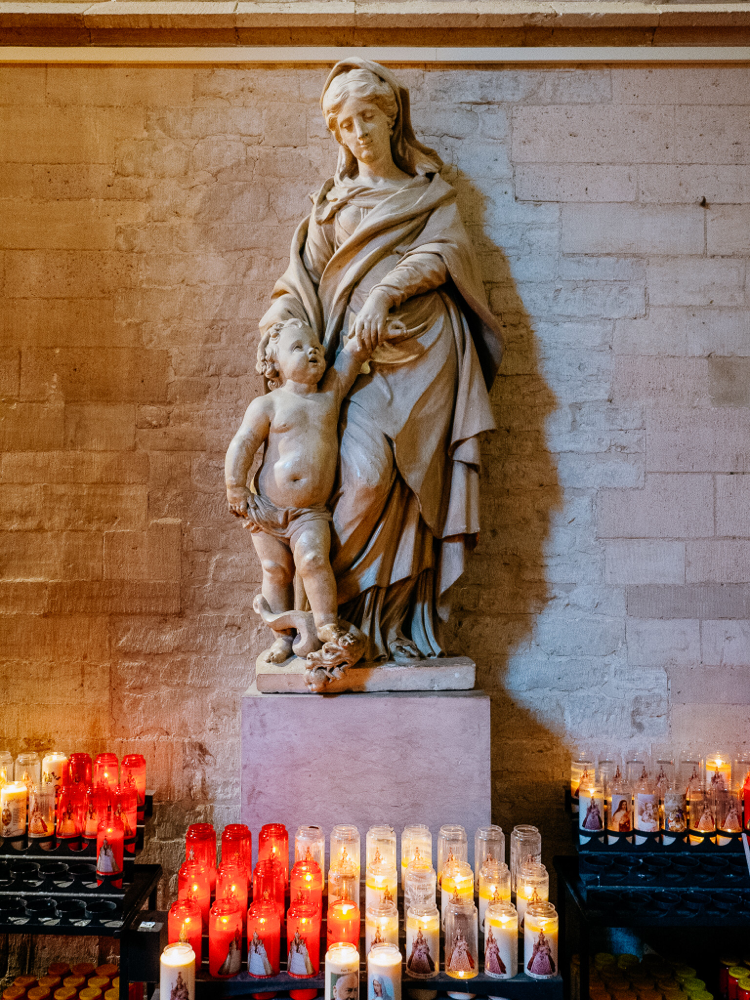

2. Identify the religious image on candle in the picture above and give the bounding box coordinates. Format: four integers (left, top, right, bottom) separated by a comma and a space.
405, 922, 437, 977
526, 928, 556, 978
248, 931, 273, 976
325, 943, 360, 1000
367, 944, 401, 1000
484, 925, 509, 978
524, 902, 558, 981
484, 902, 518, 980
287, 929, 315, 976
0, 781, 27, 838
28, 784, 54, 839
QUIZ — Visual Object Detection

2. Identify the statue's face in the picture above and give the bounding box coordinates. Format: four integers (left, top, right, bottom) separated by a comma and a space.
336, 94, 392, 168
275, 324, 325, 385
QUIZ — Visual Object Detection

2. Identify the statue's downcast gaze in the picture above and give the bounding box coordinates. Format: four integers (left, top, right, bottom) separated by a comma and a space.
225, 58, 503, 691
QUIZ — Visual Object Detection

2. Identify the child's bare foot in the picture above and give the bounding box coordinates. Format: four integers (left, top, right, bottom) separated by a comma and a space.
263, 635, 294, 663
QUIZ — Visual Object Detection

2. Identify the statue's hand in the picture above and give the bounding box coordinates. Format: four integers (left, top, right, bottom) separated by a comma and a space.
227, 485, 251, 518
352, 290, 391, 353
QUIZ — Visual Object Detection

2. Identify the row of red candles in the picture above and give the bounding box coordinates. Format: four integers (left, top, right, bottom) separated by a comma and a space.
169, 823, 339, 983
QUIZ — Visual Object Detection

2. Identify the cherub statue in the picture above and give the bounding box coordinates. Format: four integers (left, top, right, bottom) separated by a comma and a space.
225, 317, 370, 688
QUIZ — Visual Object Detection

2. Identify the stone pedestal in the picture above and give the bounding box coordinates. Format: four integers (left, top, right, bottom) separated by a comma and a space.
241, 686, 491, 868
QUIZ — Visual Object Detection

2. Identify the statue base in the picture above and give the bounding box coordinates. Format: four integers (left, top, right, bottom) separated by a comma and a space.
255, 654, 476, 694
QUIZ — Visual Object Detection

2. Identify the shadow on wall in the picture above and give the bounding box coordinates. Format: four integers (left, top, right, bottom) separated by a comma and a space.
440, 168, 566, 852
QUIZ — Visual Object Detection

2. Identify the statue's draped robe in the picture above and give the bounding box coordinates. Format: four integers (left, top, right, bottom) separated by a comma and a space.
260, 172, 503, 661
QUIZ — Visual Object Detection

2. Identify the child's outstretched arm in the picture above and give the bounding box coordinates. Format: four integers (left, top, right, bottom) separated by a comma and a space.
322, 329, 371, 402
225, 397, 271, 517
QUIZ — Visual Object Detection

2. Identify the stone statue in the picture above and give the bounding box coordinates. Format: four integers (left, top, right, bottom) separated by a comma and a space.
226, 57, 503, 691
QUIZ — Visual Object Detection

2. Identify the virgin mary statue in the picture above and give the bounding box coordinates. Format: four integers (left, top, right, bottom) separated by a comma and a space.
259, 57, 503, 663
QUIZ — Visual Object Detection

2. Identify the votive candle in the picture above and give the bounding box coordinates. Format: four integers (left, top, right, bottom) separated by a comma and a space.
330, 825, 360, 881
160, 944, 195, 1000
405, 903, 439, 979
445, 897, 478, 981
0, 781, 27, 838
290, 858, 323, 912
68, 754, 92, 788
365, 861, 398, 912
484, 901, 518, 979
96, 811, 124, 889
57, 784, 84, 839
186, 824, 217, 892
216, 861, 249, 929
114, 785, 138, 842
516, 862, 549, 926
120, 754, 146, 813
706, 753, 732, 791
327, 897, 360, 949
253, 858, 286, 918
325, 943, 359, 1000
401, 826, 432, 887
41, 752, 69, 810
475, 826, 505, 872
93, 754, 119, 793
294, 826, 325, 881
365, 901, 398, 954
28, 783, 55, 839
441, 862, 473, 927
247, 898, 281, 977
366, 825, 397, 870
524, 901, 558, 980
437, 825, 467, 886
222, 824, 251, 872
287, 900, 321, 977
209, 899, 242, 979
478, 860, 511, 928
367, 944, 401, 1000
168, 899, 202, 965
259, 823, 289, 884
178, 860, 211, 930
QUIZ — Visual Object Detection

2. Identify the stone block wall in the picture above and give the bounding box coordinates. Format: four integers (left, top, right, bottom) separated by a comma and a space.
1, 61, 749, 900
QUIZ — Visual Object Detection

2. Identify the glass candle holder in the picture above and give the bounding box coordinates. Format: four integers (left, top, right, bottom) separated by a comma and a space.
0, 750, 13, 785
570, 755, 594, 814
484, 901, 518, 979
401, 825, 432, 886
579, 783, 605, 845
365, 900, 398, 954
445, 896, 478, 981
680, 758, 703, 801
83, 785, 108, 840
655, 758, 675, 796
291, 858, 324, 913
120, 754, 147, 812
115, 785, 138, 842
478, 860, 511, 927
15, 752, 41, 787
168, 899, 202, 964
368, 944, 402, 1000
689, 787, 716, 845
96, 811, 124, 888
68, 753, 92, 788
366, 825, 397, 870
186, 823, 217, 893
247, 898, 281, 977
437, 825, 467, 885
524, 901, 558, 980
441, 861, 474, 927
0, 781, 27, 838
217, 861, 249, 927
260, 823, 289, 884
607, 778, 633, 846
160, 943, 195, 1000
405, 901, 439, 979
475, 826, 504, 872
597, 758, 617, 796
56, 784, 84, 839
330, 825, 360, 881
365, 861, 398, 912
178, 861, 211, 930
325, 943, 359, 1000
706, 753, 732, 792
404, 864, 437, 910
253, 858, 286, 918
634, 767, 660, 846
287, 900, 321, 978
662, 786, 688, 845
222, 824, 252, 873
509, 826, 541, 893
329, 869, 359, 908
327, 896, 360, 949
716, 785, 743, 845
41, 752, 69, 809
28, 782, 55, 839
516, 861, 549, 927
209, 898, 242, 978
93, 754, 119, 793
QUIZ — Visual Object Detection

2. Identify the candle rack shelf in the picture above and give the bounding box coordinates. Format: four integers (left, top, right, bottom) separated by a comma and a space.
578, 851, 750, 889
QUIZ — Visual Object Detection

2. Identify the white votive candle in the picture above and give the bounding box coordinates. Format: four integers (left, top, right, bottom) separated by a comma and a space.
368, 943, 401, 1000
160, 942, 195, 1000
325, 942, 359, 1000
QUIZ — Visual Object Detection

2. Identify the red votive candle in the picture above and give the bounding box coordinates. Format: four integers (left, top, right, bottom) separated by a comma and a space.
178, 860, 211, 930
259, 824, 289, 885
96, 810, 125, 889
115, 784, 138, 845
67, 754, 92, 788
168, 898, 203, 965
120, 754, 146, 815
290, 859, 323, 914
93, 754, 119, 793
327, 897, 360, 948
286, 900, 321, 977
209, 898, 243, 978
57, 784, 85, 839
217, 861, 249, 929
186, 823, 217, 893
253, 858, 286, 918
222, 824, 252, 872
247, 899, 281, 977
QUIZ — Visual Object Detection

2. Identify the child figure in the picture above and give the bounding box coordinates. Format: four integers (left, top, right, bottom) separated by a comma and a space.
225, 317, 370, 669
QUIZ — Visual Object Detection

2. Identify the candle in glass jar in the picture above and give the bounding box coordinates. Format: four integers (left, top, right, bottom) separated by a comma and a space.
327, 897, 360, 949
437, 826, 468, 886
445, 897, 478, 981
1, 781, 27, 838
209, 899, 242, 978
160, 944, 195, 1000
186, 824, 217, 892
689, 788, 716, 845
253, 858, 286, 918
405, 904, 440, 979
365, 862, 398, 912
287, 900, 321, 978
366, 825, 397, 870
706, 754, 732, 791
484, 901, 518, 979
578, 784, 605, 845
56, 784, 84, 839
325, 943, 359, 1000
259, 823, 289, 884
404, 863, 436, 911
114, 785, 138, 842
330, 825, 360, 881
716, 786, 743, 846
217, 861, 249, 928
524, 901, 558, 979
0, 750, 12, 786
441, 862, 473, 927
475, 826, 505, 872
290, 858, 323, 912
662, 787, 688, 845
41, 752, 69, 807
68, 753, 92, 788
178, 861, 211, 930
222, 824, 252, 872
93, 754, 119, 793
15, 752, 41, 787
478, 860, 511, 928
28, 782, 55, 839
401, 826, 432, 887
247, 899, 281, 977
368, 944, 401, 1000
120, 754, 146, 813
294, 826, 325, 881
168, 899, 202, 964
365, 901, 398, 954
96, 811, 124, 888
516, 862, 549, 927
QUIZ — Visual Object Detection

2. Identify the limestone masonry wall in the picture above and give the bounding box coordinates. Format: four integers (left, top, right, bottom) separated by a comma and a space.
1, 62, 749, 902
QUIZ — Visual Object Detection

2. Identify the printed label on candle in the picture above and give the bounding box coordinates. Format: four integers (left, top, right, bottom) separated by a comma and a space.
288, 931, 315, 976
405, 923, 438, 978
663, 791, 687, 844
607, 795, 632, 844
248, 932, 273, 977
218, 930, 242, 976
329, 971, 359, 1000
1, 786, 26, 838
28, 788, 54, 838
524, 927, 557, 980
368, 971, 399, 1000
635, 793, 659, 834
446, 927, 476, 977
484, 924, 515, 979
97, 836, 123, 877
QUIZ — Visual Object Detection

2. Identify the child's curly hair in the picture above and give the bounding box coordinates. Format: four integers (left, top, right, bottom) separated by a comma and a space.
256, 318, 308, 390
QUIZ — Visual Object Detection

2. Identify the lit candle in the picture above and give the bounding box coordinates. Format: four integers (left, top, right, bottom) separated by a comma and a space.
405, 903, 439, 979
290, 858, 324, 913
217, 861, 249, 929
578, 783, 605, 846
97, 810, 125, 889
247, 898, 281, 977
294, 826, 325, 882
437, 826, 467, 886
209, 898, 243, 978
570, 756, 594, 815
365, 901, 398, 954
57, 784, 84, 840
120, 754, 147, 815
68, 753, 92, 788
662, 788, 688, 845
716, 786, 743, 846
330, 825, 360, 882
186, 824, 217, 893
253, 858, 286, 919
41, 752, 69, 811
169, 899, 203, 965
524, 901, 558, 980
401, 826, 432, 887
160, 943, 195, 1000
440, 862, 473, 927
287, 900, 321, 978
478, 860, 511, 928
484, 901, 518, 979
365, 861, 398, 912
178, 860, 211, 930
366, 825, 397, 870
445, 896, 479, 981
516, 862, 549, 927
222, 824, 252, 873
706, 753, 732, 791
327, 898, 360, 949
15, 752, 41, 786
114, 785, 138, 843
368, 944, 401, 1000
260, 823, 290, 884
689, 788, 716, 845
325, 943, 359, 1000
93, 754, 119, 793
1, 781, 28, 838
28, 782, 55, 839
